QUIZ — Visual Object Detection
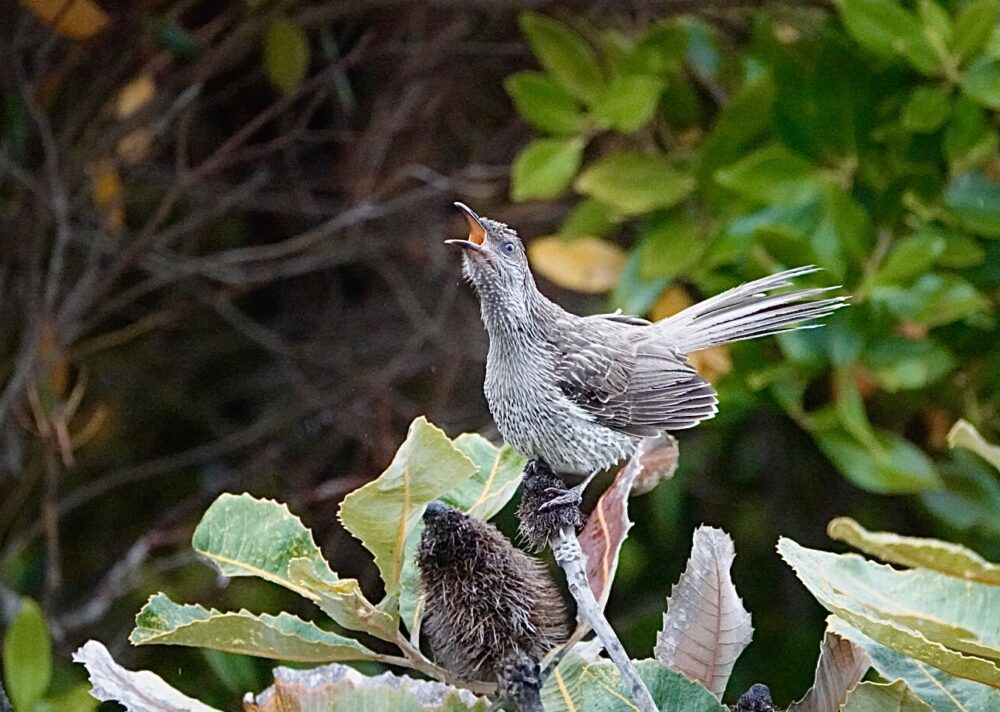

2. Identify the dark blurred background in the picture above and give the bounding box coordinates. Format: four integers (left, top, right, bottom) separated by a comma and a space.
1, 0, 998, 708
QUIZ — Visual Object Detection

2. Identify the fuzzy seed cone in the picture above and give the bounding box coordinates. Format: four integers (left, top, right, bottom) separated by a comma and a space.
417, 502, 567, 681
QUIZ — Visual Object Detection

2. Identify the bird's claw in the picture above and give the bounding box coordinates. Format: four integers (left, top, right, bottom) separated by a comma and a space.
537, 486, 582, 512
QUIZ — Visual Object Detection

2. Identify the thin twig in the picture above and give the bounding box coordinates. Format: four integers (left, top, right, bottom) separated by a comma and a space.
550, 528, 659, 712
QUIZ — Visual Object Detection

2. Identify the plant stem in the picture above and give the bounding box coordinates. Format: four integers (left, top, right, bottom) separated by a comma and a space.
550, 526, 659, 712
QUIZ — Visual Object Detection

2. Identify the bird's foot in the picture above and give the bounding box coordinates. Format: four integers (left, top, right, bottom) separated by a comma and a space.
537, 484, 583, 512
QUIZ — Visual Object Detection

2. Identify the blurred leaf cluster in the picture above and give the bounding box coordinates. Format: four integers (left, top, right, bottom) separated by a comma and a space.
506, 2, 1000, 533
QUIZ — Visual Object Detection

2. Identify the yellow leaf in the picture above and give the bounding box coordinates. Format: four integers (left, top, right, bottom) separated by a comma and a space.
90, 158, 123, 234
116, 130, 151, 165
115, 74, 156, 118
528, 236, 626, 293
20, 0, 110, 40
649, 284, 693, 321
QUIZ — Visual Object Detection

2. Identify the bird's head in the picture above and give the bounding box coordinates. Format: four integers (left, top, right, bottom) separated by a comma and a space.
446, 203, 540, 329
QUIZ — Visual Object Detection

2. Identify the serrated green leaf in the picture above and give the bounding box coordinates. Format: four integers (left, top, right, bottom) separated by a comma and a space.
945, 171, 1000, 237
715, 144, 825, 205
131, 594, 379, 662
952, 0, 999, 62
811, 428, 942, 493
338, 417, 478, 615
192, 492, 396, 640
779, 539, 1000, 687
591, 74, 664, 133
398, 435, 525, 634
504, 71, 588, 135
2, 598, 51, 712
841, 679, 934, 712
962, 57, 1000, 108
519, 12, 605, 104
575, 152, 695, 215
829, 617, 1000, 711
828, 517, 1000, 584
837, 0, 939, 74
511, 137, 585, 201
901, 85, 953, 133
264, 18, 309, 95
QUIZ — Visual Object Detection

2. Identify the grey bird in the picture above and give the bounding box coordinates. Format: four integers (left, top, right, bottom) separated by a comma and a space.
447, 202, 846, 501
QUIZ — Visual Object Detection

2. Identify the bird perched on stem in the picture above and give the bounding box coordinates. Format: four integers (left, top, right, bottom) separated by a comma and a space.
447, 203, 846, 505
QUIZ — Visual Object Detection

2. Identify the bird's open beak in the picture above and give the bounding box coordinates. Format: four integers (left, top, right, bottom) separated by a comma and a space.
446, 202, 487, 254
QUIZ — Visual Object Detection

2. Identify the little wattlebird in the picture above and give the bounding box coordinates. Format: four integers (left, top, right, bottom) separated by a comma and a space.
447, 203, 847, 506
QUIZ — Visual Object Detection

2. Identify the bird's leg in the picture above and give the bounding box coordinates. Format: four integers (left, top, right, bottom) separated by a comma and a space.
538, 470, 597, 512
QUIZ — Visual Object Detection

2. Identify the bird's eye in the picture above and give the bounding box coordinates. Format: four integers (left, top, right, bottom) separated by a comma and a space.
503, 242, 516, 254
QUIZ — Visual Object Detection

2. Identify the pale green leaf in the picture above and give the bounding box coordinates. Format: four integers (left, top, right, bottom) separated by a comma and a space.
829, 617, 1000, 712
264, 19, 309, 95
778, 538, 1000, 687
841, 679, 934, 712
130, 593, 380, 662
828, 517, 1000, 584
519, 12, 606, 104
504, 71, 588, 135
2, 598, 51, 712
338, 417, 478, 614
575, 152, 695, 215
591, 74, 665, 133
874, 231, 946, 284
511, 137, 585, 201
192, 492, 396, 640
948, 419, 1000, 470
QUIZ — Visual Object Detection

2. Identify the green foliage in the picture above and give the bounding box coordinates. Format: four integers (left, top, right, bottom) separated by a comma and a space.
2, 598, 96, 712
504, 6, 1000, 522
263, 18, 309, 95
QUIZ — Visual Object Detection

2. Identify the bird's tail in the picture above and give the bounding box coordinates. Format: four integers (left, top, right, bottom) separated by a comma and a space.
653, 266, 847, 353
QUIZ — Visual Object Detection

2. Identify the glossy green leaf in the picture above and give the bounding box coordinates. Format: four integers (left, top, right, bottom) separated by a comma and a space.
901, 85, 953, 133
829, 617, 1000, 711
504, 71, 588, 135
338, 417, 478, 614
620, 20, 688, 75
962, 57, 1000, 109
2, 598, 51, 712
945, 171, 1000, 238
263, 18, 309, 95
779, 539, 1000, 686
591, 74, 665, 133
559, 198, 619, 237
576, 152, 695, 215
944, 97, 998, 171
841, 680, 934, 712
812, 428, 942, 493
511, 137, 585, 201
872, 273, 991, 327
715, 144, 824, 205
862, 337, 955, 392
131, 593, 380, 662
610, 249, 670, 316
874, 232, 946, 284
519, 12, 605, 104
952, 0, 999, 61
636, 212, 703, 280
938, 230, 987, 268
837, 0, 939, 74
192, 492, 396, 640
917, 0, 952, 47
828, 516, 1000, 584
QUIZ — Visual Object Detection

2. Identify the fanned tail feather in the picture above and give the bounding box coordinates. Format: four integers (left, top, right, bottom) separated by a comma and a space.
654, 266, 847, 353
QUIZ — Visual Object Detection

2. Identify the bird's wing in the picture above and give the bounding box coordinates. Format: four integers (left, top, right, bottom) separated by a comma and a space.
550, 316, 718, 437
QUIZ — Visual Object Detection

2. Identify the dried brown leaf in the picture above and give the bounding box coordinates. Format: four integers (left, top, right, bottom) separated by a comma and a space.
788, 631, 870, 712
